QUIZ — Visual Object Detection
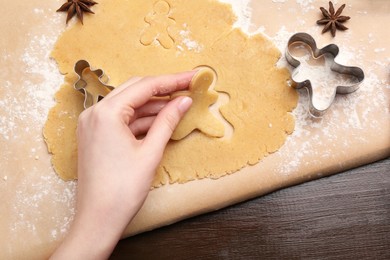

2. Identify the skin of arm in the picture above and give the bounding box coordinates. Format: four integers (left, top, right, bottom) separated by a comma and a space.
50, 71, 195, 260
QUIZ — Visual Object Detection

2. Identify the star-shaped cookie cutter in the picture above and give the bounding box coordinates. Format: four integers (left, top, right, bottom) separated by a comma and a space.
285, 33, 365, 117
74, 60, 115, 109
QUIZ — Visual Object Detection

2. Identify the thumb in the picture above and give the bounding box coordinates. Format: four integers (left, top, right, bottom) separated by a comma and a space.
144, 96, 192, 152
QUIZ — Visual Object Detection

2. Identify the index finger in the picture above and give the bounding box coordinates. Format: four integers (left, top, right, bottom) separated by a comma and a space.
104, 76, 143, 99
109, 70, 196, 109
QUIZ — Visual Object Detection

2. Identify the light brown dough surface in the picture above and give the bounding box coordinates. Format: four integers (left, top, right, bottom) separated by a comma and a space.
44, 0, 298, 186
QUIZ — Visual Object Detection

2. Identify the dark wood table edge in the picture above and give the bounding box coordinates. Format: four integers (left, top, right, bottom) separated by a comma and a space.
111, 157, 390, 260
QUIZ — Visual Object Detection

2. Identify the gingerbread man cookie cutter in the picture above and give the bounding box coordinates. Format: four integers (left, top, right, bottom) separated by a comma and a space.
285, 32, 365, 117
74, 60, 115, 109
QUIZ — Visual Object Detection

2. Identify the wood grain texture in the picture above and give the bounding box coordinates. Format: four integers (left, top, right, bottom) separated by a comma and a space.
111, 158, 390, 259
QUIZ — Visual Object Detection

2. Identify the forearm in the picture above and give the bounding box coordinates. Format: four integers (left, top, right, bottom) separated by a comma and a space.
51, 186, 148, 259
50, 212, 121, 260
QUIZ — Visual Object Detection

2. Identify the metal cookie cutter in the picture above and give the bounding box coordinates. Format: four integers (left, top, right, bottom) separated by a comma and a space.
74, 60, 115, 109
285, 32, 365, 117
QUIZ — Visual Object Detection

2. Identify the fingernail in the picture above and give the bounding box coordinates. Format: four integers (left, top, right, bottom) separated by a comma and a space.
178, 97, 192, 113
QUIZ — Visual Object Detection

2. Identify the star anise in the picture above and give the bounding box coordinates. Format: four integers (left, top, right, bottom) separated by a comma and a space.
57, 0, 98, 24
317, 1, 350, 37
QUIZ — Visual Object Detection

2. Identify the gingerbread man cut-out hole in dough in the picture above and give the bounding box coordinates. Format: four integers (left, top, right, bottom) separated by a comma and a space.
140, 0, 176, 49
170, 67, 227, 141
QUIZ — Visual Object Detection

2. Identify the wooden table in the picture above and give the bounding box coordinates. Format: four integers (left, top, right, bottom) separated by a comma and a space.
111, 158, 389, 259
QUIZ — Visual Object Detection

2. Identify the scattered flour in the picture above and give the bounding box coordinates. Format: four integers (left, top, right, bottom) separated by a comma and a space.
11, 172, 76, 236
0, 28, 63, 141
1, 0, 389, 253
296, 0, 315, 12
1, 7, 76, 248
219, 0, 252, 32
374, 48, 386, 53
177, 24, 204, 53
270, 0, 316, 13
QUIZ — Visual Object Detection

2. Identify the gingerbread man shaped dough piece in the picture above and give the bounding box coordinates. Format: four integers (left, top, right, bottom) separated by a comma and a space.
171, 67, 226, 140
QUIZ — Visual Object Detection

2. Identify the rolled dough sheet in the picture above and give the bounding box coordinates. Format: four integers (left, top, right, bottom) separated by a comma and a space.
43, 0, 298, 187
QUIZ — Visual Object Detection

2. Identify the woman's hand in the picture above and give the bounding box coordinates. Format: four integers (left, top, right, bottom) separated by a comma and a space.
51, 71, 195, 260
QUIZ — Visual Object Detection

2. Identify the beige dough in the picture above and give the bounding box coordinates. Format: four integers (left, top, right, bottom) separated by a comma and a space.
171, 67, 225, 140
43, 0, 298, 186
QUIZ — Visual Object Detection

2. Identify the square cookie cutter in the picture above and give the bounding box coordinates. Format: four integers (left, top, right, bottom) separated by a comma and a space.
285, 32, 365, 117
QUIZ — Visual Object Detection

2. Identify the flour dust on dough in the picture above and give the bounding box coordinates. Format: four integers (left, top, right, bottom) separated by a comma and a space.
43, 0, 298, 187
